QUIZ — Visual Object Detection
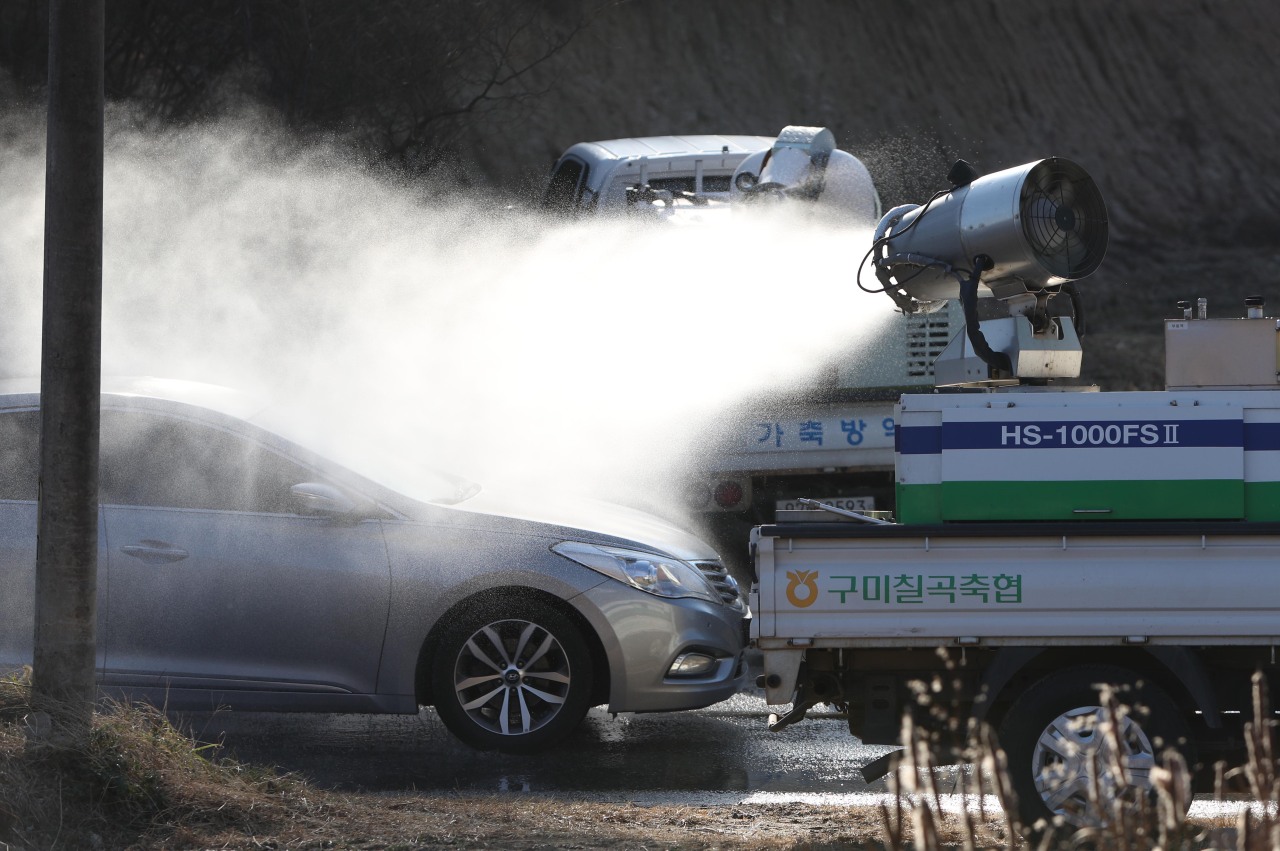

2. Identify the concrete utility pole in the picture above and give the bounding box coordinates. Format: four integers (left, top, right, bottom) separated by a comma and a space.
32, 0, 105, 741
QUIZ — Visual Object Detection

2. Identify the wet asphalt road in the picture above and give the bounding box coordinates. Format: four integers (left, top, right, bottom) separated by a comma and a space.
176, 690, 899, 799
171, 692, 1261, 821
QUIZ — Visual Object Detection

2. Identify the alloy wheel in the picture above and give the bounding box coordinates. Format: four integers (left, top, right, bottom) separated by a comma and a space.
451, 618, 573, 737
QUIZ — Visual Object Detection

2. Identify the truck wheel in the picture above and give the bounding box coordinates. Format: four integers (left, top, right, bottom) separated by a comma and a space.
998, 665, 1191, 830
431, 600, 593, 753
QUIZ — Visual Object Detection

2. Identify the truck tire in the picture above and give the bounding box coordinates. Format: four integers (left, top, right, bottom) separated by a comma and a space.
998, 665, 1192, 830
431, 600, 593, 753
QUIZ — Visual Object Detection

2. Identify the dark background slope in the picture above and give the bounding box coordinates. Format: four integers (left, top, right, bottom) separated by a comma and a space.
3, 0, 1276, 389
460, 0, 1280, 388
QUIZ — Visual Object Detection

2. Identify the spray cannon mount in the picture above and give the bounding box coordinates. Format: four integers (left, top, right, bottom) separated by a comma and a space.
868, 157, 1109, 388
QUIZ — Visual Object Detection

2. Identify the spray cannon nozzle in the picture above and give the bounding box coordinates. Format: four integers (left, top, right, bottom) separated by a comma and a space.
729, 126, 881, 223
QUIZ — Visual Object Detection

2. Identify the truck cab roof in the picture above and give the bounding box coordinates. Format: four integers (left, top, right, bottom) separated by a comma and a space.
543, 134, 775, 214
564, 135, 777, 160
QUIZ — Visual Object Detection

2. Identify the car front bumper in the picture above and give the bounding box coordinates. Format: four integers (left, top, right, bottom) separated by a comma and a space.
576, 581, 748, 713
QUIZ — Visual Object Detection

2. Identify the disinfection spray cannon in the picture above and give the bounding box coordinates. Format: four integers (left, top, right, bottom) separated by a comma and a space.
731, 126, 882, 226
867, 158, 1109, 388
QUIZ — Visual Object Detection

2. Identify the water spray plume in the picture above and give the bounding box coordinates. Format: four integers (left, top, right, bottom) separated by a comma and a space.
3, 115, 898, 515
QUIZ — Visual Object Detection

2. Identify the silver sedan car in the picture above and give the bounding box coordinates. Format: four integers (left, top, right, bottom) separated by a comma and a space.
0, 379, 747, 752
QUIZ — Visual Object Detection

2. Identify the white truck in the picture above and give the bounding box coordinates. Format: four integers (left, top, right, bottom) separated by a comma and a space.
542, 129, 964, 578
750, 155, 1280, 828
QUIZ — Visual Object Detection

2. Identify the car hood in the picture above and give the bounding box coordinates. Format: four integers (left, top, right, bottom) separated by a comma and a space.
453, 488, 720, 563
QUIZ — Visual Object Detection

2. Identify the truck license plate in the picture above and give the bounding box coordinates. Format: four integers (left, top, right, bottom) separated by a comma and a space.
775, 496, 876, 513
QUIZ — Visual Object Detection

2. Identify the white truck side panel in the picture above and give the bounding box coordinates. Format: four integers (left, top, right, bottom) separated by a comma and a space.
703, 401, 897, 475
754, 530, 1280, 646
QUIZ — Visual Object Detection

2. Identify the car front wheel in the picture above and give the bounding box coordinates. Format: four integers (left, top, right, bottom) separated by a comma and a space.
431, 600, 594, 752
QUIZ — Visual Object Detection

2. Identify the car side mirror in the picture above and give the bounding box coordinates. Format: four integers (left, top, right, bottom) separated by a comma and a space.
290, 482, 360, 519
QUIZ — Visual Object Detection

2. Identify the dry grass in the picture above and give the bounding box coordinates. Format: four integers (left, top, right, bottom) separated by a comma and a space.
877, 665, 1280, 851
0, 666, 866, 849
1, 666, 1278, 850
1, 667, 308, 848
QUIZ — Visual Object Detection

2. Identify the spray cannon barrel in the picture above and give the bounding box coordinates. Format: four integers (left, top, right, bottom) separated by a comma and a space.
869, 158, 1109, 388
871, 158, 1108, 314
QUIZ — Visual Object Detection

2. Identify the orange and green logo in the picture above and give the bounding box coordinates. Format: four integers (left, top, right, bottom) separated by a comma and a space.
785, 570, 820, 608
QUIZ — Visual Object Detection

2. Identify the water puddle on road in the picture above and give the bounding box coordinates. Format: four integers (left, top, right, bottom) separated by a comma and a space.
183, 694, 896, 796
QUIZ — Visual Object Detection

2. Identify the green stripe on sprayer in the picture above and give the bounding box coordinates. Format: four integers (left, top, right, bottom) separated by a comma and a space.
895, 480, 1246, 523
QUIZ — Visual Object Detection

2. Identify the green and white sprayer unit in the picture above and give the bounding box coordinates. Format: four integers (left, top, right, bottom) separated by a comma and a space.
749, 156, 1280, 829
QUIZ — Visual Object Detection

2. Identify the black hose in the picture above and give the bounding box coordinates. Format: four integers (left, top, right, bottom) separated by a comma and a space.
958, 263, 1012, 374
1063, 282, 1086, 338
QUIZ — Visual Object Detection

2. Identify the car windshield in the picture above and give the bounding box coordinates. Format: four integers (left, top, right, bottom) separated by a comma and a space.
248, 405, 481, 506
330, 446, 480, 506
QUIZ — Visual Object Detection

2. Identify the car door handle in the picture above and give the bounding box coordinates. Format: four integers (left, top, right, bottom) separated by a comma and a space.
120, 541, 190, 564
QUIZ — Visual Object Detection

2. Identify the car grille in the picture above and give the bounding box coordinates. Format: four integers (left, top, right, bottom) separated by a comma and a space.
694, 560, 742, 608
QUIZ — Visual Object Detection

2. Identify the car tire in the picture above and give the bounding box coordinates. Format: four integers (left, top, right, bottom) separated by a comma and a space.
431, 599, 594, 753
998, 665, 1192, 830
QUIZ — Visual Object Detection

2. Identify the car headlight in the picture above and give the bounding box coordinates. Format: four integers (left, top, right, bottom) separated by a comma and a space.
552, 541, 720, 604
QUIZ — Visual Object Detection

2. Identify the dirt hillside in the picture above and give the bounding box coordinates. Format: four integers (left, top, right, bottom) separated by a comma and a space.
462, 0, 1280, 388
